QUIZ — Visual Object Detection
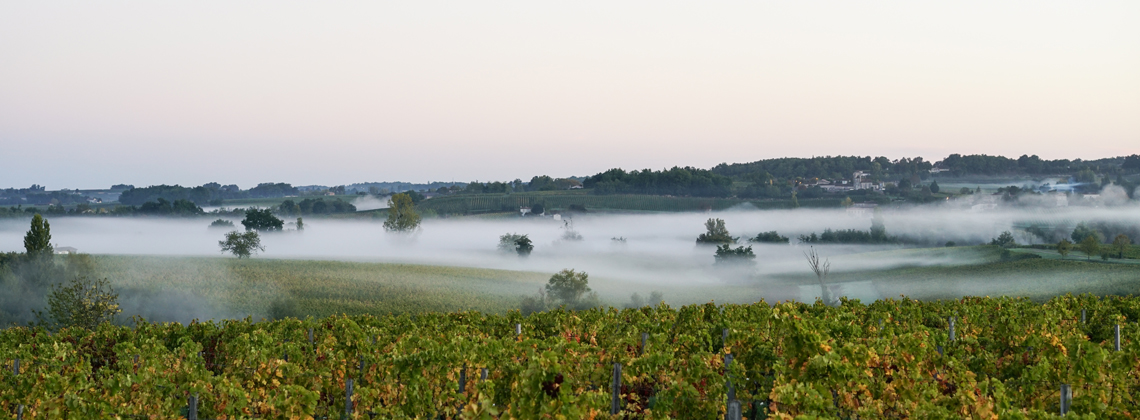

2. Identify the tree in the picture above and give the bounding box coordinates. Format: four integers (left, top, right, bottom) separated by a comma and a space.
841, 197, 853, 208
296, 217, 304, 232
750, 231, 789, 243
790, 191, 799, 209
929, 180, 940, 194
1111, 234, 1130, 259
870, 208, 886, 241
545, 269, 592, 306
23, 214, 53, 259
209, 219, 234, 229
499, 233, 534, 256
804, 247, 835, 306
242, 208, 284, 232
1078, 235, 1100, 261
991, 231, 1016, 248
219, 231, 264, 259
1071, 222, 1103, 244
36, 276, 120, 330
383, 193, 422, 232
515, 235, 534, 257
714, 244, 755, 265
696, 218, 735, 245
1056, 239, 1073, 259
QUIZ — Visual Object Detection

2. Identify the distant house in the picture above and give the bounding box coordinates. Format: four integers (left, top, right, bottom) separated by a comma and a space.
929, 166, 950, 174
55, 246, 78, 254
87, 197, 103, 204
846, 203, 876, 217
520, 207, 531, 216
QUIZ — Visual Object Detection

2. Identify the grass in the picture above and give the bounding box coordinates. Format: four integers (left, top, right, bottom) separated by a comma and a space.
93, 256, 550, 318
769, 245, 1140, 302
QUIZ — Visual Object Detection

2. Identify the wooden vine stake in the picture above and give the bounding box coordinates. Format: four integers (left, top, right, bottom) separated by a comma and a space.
1060, 383, 1072, 415
610, 363, 622, 414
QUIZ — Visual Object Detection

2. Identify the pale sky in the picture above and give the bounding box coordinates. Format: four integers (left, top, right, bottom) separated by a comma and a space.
2, 1, 1137, 189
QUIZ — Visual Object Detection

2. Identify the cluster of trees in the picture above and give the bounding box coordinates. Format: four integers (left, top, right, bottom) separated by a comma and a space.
0, 215, 121, 329
119, 182, 305, 206
498, 233, 534, 256
799, 211, 893, 245
276, 198, 357, 216
118, 183, 244, 205
938, 154, 1136, 177
584, 167, 732, 197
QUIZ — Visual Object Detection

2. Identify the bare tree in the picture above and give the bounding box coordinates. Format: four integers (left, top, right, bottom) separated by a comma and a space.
804, 246, 835, 305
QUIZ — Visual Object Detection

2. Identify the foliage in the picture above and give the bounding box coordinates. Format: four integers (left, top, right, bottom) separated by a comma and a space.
383, 193, 422, 233
1056, 239, 1073, 259
626, 291, 664, 308
544, 269, 594, 307
750, 231, 789, 244
800, 227, 898, 244
35, 276, 121, 330
138, 198, 204, 216
296, 217, 304, 231
22, 214, 53, 259
7, 296, 1140, 417
498, 233, 536, 256
219, 231, 264, 259
714, 244, 755, 265
241, 208, 284, 232
208, 219, 235, 229
584, 166, 733, 197
696, 218, 735, 245
991, 231, 1017, 248
1111, 234, 1130, 259
1072, 222, 1105, 244
278, 198, 356, 216
1078, 235, 1101, 260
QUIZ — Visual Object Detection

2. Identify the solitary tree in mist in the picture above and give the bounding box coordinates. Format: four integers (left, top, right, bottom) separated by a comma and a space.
1078, 235, 1101, 261
1056, 239, 1073, 259
870, 208, 886, 241
804, 246, 835, 306
929, 180, 940, 194
696, 218, 735, 245
1112, 234, 1131, 259
545, 269, 594, 306
220, 231, 264, 259
714, 244, 755, 266
23, 214, 53, 259
36, 276, 121, 330
296, 217, 304, 232
991, 231, 1016, 248
383, 193, 422, 232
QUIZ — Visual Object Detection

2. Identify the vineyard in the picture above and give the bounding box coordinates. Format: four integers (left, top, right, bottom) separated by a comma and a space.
3, 294, 1140, 419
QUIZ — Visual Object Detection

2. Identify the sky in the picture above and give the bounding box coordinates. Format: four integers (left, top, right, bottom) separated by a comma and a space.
1, 1, 1137, 190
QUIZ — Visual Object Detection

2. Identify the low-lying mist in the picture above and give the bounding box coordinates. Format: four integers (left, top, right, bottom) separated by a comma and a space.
2, 201, 1138, 321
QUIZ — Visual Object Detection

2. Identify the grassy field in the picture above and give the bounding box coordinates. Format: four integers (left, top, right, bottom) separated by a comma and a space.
86, 244, 1140, 323
93, 256, 550, 319
770, 246, 1140, 302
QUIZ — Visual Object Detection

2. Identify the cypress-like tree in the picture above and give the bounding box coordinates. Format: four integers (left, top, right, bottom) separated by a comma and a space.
24, 214, 53, 259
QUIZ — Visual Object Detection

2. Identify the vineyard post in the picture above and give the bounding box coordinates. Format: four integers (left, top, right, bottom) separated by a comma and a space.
459, 365, 467, 394
1060, 383, 1072, 415
725, 353, 735, 407
16, 405, 23, 420
948, 317, 955, 342
726, 400, 742, 420
639, 332, 648, 356
358, 356, 364, 374
308, 328, 314, 347
1115, 324, 1121, 352
878, 318, 883, 333
1081, 309, 1086, 324
13, 358, 17, 375
345, 378, 354, 417
610, 363, 622, 414
480, 368, 488, 381
133, 355, 139, 373
722, 328, 729, 347
188, 394, 198, 420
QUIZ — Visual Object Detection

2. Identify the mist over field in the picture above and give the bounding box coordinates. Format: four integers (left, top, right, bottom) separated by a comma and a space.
3, 202, 1138, 286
